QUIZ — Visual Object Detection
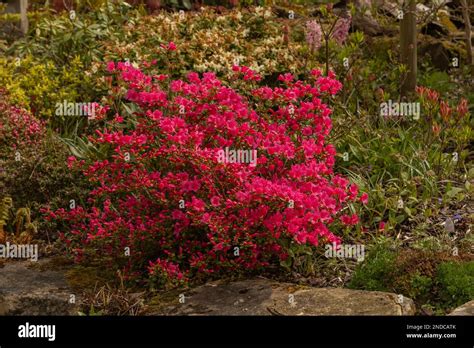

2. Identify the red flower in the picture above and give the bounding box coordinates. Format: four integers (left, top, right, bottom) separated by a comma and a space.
415, 85, 426, 97
427, 89, 439, 102
160, 42, 177, 51
432, 122, 441, 136
456, 98, 468, 119
439, 101, 451, 121
106, 61, 116, 72
210, 196, 221, 207
341, 214, 359, 226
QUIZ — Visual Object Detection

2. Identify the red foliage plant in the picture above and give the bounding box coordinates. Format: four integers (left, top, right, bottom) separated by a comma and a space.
47, 60, 366, 288
0, 92, 45, 151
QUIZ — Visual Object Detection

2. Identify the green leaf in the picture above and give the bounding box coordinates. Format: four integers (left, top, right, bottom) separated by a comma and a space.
182, 0, 192, 10
395, 215, 406, 223
280, 258, 292, 270
446, 187, 463, 198
287, 248, 295, 258
404, 206, 412, 217
465, 181, 473, 193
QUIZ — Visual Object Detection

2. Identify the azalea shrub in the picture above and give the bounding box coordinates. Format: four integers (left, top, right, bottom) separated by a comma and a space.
47, 59, 366, 288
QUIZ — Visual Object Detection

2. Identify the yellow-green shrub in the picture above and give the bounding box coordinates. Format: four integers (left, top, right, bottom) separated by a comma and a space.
0, 55, 96, 120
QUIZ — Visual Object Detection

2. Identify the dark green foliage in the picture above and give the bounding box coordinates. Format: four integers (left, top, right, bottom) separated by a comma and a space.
348, 243, 397, 292
349, 243, 474, 312
437, 261, 474, 307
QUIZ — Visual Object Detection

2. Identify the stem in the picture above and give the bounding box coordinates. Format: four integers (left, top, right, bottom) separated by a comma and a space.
325, 35, 329, 76
460, 0, 473, 66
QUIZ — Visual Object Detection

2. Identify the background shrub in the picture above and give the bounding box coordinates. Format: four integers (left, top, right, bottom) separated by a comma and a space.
0, 92, 87, 241
437, 261, 474, 308
349, 242, 474, 313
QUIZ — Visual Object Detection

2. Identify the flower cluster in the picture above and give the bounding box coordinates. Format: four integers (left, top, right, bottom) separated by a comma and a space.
332, 16, 352, 45
416, 85, 469, 135
148, 258, 187, 289
48, 60, 364, 287
304, 16, 352, 53
305, 20, 323, 52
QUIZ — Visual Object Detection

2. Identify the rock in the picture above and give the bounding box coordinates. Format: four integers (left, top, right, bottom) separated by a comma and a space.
340, 1, 395, 37
421, 10, 460, 38
449, 300, 474, 316
416, 3, 431, 16
0, 259, 78, 315
421, 22, 450, 38
378, 1, 401, 18
147, 279, 416, 316
352, 11, 388, 36
419, 36, 460, 70
272, 6, 303, 20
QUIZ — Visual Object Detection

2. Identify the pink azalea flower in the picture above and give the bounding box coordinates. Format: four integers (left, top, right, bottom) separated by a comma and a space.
360, 192, 369, 205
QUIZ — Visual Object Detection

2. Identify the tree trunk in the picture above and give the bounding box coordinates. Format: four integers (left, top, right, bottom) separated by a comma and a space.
400, 0, 417, 98
460, 0, 473, 66
20, 0, 28, 35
